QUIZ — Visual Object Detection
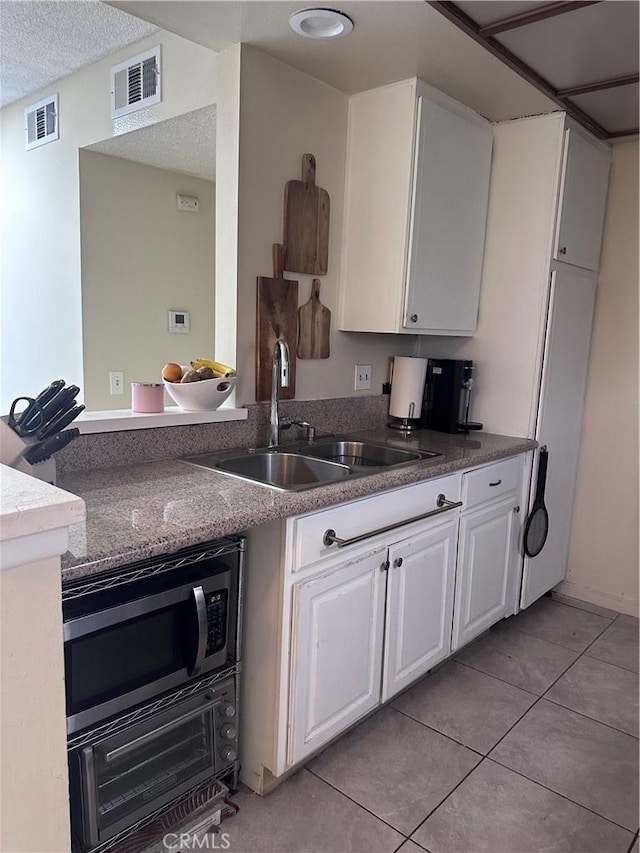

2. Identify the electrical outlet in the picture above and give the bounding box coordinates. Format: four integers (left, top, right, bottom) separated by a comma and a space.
354, 364, 372, 391
176, 194, 200, 213
109, 371, 124, 395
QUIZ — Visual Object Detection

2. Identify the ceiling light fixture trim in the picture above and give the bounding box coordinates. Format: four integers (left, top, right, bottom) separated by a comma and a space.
289, 8, 354, 39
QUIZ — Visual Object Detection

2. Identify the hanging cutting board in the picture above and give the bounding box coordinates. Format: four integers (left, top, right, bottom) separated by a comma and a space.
255, 244, 298, 401
298, 279, 331, 359
283, 154, 330, 276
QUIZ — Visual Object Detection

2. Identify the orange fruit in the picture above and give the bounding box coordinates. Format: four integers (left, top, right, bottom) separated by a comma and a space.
162, 362, 183, 382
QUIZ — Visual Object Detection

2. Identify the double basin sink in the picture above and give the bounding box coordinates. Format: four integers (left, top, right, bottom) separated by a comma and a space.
183, 437, 441, 491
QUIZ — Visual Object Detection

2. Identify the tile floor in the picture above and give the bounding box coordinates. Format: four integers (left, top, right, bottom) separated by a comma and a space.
220, 596, 638, 852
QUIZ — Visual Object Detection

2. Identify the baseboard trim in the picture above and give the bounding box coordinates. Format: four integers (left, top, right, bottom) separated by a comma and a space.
555, 580, 639, 617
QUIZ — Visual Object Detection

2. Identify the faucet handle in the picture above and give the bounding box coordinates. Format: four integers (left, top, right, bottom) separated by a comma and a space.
293, 420, 316, 442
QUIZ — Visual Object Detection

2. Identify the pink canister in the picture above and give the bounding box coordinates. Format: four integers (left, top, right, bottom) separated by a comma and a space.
131, 382, 164, 413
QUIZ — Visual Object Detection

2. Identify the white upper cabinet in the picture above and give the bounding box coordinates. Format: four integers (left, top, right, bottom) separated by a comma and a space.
554, 124, 611, 271
339, 79, 492, 336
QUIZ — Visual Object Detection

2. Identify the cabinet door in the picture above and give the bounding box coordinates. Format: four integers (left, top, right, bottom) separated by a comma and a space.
554, 127, 610, 271
382, 518, 457, 702
288, 548, 386, 766
452, 496, 519, 652
521, 267, 597, 608
404, 92, 492, 334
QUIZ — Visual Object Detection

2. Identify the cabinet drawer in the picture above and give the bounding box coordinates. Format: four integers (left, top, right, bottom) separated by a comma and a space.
462, 456, 523, 509
289, 473, 462, 571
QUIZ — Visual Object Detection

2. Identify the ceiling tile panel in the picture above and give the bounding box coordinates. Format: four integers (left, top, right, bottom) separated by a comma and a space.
495, 1, 639, 90
569, 83, 639, 133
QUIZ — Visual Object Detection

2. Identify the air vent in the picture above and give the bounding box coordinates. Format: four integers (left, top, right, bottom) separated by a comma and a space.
25, 94, 59, 150
111, 45, 161, 119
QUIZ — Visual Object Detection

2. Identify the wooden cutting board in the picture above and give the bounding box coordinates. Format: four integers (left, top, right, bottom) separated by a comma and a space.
255, 244, 298, 401
283, 153, 330, 276
298, 279, 331, 359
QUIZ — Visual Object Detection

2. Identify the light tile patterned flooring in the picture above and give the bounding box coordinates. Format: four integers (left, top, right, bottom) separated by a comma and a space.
223, 595, 638, 852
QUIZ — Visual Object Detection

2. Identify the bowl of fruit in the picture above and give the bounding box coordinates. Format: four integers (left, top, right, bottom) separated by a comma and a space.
162, 359, 237, 411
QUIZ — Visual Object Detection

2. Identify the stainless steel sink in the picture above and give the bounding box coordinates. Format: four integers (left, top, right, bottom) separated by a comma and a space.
183, 450, 351, 491
297, 438, 440, 470
182, 436, 441, 491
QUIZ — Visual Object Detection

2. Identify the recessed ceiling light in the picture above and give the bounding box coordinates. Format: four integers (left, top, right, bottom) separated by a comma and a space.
289, 8, 354, 39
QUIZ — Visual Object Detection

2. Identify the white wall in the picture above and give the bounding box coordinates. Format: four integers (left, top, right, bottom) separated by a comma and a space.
80, 152, 215, 410
0, 30, 228, 412
235, 45, 415, 404
563, 142, 639, 616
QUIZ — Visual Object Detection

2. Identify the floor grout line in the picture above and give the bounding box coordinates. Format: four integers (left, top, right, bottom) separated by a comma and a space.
504, 621, 612, 654
448, 656, 541, 696
542, 694, 639, 739
626, 830, 639, 853
550, 593, 622, 620
303, 766, 411, 840
452, 658, 542, 697
485, 756, 638, 836
391, 705, 486, 758
583, 649, 640, 675
403, 756, 488, 842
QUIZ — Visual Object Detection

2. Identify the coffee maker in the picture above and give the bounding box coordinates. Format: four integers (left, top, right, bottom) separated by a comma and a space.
421, 359, 483, 434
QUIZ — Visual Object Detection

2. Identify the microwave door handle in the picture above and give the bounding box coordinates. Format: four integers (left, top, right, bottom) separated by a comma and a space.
104, 694, 219, 763
190, 585, 208, 677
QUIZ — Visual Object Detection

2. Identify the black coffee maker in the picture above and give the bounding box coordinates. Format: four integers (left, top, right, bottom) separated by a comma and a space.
421, 359, 483, 434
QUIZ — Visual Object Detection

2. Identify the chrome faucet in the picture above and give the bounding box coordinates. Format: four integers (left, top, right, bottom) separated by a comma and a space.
269, 337, 290, 447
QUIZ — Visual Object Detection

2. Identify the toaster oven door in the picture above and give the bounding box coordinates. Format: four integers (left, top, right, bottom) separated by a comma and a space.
77, 687, 231, 846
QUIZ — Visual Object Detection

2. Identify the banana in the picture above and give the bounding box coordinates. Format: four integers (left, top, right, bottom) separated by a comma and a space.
190, 358, 237, 378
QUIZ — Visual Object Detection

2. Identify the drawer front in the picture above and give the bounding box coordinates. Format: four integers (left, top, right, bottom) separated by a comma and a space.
289, 473, 462, 571
462, 455, 523, 509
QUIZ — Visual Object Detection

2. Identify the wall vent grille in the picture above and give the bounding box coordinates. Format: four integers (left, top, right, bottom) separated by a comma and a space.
25, 94, 59, 150
111, 45, 161, 119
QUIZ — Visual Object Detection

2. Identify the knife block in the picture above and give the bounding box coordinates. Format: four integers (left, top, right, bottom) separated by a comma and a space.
0, 418, 57, 485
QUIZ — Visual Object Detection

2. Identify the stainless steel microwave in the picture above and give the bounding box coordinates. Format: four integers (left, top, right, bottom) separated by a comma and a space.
63, 545, 241, 735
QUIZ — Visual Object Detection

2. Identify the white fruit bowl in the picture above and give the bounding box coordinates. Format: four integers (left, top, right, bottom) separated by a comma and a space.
163, 376, 236, 411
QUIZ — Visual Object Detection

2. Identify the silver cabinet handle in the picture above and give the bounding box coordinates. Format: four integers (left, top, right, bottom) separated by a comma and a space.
189, 585, 208, 677
323, 494, 463, 548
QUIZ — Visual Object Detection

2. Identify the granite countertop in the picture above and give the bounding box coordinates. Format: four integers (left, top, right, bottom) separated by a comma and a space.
59, 427, 536, 581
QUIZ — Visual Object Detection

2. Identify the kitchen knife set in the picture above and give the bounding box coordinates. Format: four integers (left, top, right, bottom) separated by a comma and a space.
7, 380, 84, 465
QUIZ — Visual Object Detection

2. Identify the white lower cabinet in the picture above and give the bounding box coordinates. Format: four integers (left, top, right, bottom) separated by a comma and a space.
452, 497, 520, 651
288, 546, 387, 765
452, 456, 525, 651
241, 458, 528, 791
382, 519, 457, 702
287, 479, 462, 766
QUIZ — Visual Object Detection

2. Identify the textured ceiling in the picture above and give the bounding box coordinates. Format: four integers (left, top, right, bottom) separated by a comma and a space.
109, 0, 557, 122
0, 0, 158, 108
5, 0, 634, 139
85, 105, 216, 180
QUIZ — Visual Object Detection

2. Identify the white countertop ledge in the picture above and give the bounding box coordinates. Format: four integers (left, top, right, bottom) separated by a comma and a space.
0, 464, 85, 570
75, 405, 248, 434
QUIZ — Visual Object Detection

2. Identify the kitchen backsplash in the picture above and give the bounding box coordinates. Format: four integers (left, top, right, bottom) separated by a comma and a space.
55, 396, 390, 473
